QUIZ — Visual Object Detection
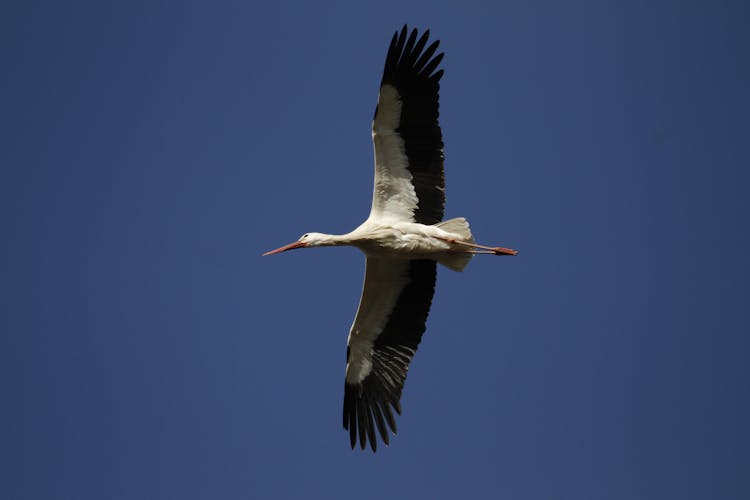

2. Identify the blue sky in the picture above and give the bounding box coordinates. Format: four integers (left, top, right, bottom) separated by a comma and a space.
4, 1, 750, 499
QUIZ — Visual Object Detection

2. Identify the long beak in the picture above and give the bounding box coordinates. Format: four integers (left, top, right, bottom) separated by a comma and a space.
262, 241, 307, 256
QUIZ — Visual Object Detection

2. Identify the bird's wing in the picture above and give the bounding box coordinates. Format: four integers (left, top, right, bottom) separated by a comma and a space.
369, 25, 445, 225
343, 257, 437, 451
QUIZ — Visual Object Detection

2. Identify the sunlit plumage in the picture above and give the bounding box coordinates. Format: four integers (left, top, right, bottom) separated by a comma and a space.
263, 25, 517, 451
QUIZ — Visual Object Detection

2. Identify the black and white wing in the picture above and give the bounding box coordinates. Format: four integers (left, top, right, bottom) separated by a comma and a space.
343, 258, 437, 451
369, 25, 445, 225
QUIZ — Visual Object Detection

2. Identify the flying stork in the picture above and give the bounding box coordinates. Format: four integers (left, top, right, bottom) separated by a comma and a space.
263, 25, 517, 451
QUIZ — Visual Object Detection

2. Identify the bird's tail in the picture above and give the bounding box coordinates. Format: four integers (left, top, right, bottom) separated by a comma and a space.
435, 217, 475, 272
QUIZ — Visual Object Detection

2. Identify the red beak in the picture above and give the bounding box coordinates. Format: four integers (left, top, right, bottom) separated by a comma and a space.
262, 241, 307, 256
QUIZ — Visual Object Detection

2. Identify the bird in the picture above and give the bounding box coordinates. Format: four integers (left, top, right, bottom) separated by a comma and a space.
263, 25, 517, 451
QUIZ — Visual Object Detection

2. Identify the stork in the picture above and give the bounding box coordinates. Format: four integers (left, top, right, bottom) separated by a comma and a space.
263, 25, 517, 451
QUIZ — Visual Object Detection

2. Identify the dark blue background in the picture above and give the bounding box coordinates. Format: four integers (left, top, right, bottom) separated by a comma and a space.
4, 1, 749, 499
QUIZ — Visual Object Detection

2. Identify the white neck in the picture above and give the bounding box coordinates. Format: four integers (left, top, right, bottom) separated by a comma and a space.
305, 231, 356, 248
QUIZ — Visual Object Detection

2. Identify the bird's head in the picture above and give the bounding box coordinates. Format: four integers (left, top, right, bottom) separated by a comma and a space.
262, 232, 333, 256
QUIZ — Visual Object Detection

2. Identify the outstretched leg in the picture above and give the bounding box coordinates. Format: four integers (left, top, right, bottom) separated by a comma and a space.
437, 236, 518, 256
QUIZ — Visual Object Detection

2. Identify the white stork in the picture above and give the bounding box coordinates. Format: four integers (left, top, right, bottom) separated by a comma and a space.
263, 25, 517, 451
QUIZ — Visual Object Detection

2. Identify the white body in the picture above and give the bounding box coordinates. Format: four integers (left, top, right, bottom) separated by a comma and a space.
304, 218, 473, 260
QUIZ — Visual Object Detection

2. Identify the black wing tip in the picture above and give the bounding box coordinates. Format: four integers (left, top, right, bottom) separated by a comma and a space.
396, 24, 430, 36
343, 381, 398, 452
382, 25, 443, 85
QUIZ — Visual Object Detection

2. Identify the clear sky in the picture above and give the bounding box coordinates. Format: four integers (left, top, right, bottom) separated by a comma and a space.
4, 1, 750, 499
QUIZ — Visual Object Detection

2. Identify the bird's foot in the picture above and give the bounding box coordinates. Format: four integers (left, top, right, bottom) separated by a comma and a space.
492, 246, 518, 256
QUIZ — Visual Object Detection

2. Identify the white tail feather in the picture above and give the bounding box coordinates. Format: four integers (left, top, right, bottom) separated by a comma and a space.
435, 217, 474, 272
436, 217, 475, 243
